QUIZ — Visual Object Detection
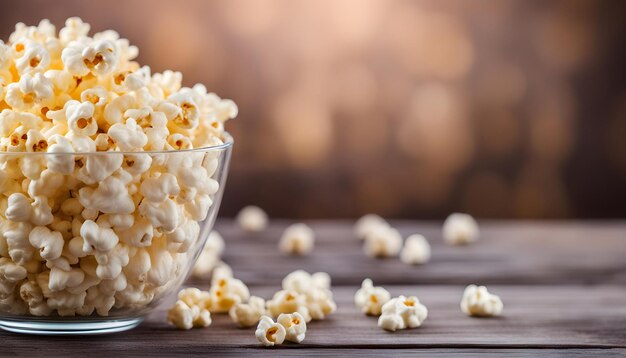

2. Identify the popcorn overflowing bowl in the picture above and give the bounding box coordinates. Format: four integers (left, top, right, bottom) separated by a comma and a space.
0, 18, 236, 334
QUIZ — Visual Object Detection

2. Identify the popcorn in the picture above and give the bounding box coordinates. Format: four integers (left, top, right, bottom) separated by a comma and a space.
4, 73, 53, 110
15, 41, 50, 75
363, 225, 402, 258
46, 135, 75, 174
266, 290, 311, 322
192, 230, 224, 277
378, 295, 428, 332
277, 312, 306, 343
167, 91, 200, 130
48, 266, 84, 292
108, 118, 148, 151
31, 197, 53, 226
0, 257, 28, 282
400, 234, 431, 265
460, 284, 503, 317
94, 243, 130, 280
66, 100, 97, 136
117, 218, 153, 247
59, 17, 90, 44
354, 214, 389, 240
236, 205, 268, 232
255, 316, 286, 347
280, 270, 336, 321
209, 276, 250, 313
442, 213, 479, 246
80, 220, 119, 253
5, 193, 32, 222
122, 248, 151, 284
146, 243, 174, 286
178, 287, 211, 309
0, 17, 237, 319
229, 295, 266, 328
354, 278, 390, 316
211, 262, 233, 284
28, 226, 64, 261
138, 198, 179, 233
3, 221, 34, 265
167, 300, 211, 330
19, 280, 52, 316
79, 175, 134, 214
140, 173, 180, 203
279, 223, 314, 255
61, 39, 118, 77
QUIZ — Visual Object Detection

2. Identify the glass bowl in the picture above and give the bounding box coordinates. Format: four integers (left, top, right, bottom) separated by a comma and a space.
0, 133, 233, 335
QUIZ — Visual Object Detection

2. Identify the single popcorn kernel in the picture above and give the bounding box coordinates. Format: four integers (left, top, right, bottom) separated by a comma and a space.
229, 296, 266, 328
400, 234, 431, 265
460, 284, 503, 317
236, 205, 268, 232
443, 213, 479, 246
255, 316, 286, 347
363, 225, 402, 258
354, 214, 389, 240
277, 312, 307, 343
279, 223, 314, 256
354, 278, 390, 316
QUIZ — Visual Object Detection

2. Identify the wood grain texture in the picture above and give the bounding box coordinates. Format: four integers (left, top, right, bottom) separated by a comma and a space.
2, 220, 626, 357
2, 285, 626, 356
201, 220, 626, 286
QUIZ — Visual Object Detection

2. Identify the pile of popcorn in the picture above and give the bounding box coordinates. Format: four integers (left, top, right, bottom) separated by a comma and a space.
168, 269, 336, 346
0, 18, 237, 317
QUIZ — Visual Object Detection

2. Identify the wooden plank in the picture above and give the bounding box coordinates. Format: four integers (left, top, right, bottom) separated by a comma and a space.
199, 220, 626, 286
3, 221, 626, 356
2, 285, 625, 355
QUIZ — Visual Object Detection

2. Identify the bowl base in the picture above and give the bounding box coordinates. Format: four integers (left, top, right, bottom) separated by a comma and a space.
0, 317, 144, 335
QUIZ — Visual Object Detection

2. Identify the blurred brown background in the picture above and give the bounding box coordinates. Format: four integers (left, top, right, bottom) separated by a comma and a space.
2, 0, 626, 219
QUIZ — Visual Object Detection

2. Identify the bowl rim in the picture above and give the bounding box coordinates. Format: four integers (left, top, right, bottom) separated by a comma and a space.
0, 132, 234, 156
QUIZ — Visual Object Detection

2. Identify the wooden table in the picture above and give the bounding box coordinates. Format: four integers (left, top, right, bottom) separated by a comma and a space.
3, 220, 626, 356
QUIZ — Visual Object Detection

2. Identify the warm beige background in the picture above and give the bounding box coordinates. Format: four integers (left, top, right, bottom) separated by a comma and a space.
2, 0, 625, 219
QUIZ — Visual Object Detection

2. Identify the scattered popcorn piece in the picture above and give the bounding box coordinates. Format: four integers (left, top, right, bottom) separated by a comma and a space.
279, 223, 314, 256
211, 262, 233, 284
354, 214, 389, 240
178, 287, 211, 310
209, 276, 250, 313
192, 231, 225, 277
277, 312, 306, 343
280, 270, 336, 321
378, 295, 428, 332
460, 284, 503, 317
363, 225, 402, 258
400, 234, 431, 265
266, 290, 311, 322
354, 278, 390, 316
442, 213, 479, 246
255, 315, 286, 347
229, 295, 266, 328
167, 300, 211, 330
236, 205, 268, 232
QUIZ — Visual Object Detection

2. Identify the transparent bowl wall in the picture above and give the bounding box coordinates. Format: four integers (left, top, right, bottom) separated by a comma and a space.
0, 134, 233, 334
